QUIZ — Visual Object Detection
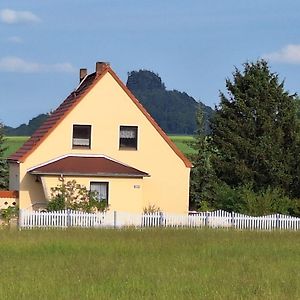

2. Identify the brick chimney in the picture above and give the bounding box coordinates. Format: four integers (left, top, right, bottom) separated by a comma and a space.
79, 68, 87, 82
96, 62, 110, 75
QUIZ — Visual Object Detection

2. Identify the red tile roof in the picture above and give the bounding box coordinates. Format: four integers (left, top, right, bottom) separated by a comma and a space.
0, 191, 19, 198
8, 64, 192, 168
28, 155, 149, 178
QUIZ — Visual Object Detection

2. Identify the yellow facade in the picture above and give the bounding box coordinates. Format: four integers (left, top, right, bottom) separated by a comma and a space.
10, 68, 191, 213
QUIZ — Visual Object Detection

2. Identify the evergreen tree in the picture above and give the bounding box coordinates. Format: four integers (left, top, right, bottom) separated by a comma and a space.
190, 106, 216, 210
0, 122, 8, 189
211, 60, 300, 197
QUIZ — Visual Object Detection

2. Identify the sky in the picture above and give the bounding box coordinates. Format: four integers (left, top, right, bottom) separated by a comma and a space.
1, 0, 300, 127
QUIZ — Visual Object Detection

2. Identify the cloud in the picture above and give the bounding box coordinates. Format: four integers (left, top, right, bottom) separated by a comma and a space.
0, 57, 76, 73
8, 36, 23, 43
264, 44, 300, 64
0, 8, 40, 24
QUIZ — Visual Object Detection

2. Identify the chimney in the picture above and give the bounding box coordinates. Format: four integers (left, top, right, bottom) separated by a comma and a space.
96, 61, 110, 75
79, 68, 87, 82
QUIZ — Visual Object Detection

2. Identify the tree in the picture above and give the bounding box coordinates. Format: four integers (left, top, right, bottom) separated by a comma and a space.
0, 123, 8, 190
211, 60, 300, 198
190, 106, 216, 210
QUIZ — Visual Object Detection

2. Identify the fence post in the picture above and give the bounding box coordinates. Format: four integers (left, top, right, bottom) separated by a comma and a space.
159, 212, 164, 227
67, 209, 71, 227
18, 209, 23, 230
113, 211, 117, 228
205, 211, 209, 228
231, 211, 235, 228
276, 214, 280, 230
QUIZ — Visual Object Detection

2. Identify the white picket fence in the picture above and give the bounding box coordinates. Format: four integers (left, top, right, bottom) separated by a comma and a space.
19, 209, 300, 230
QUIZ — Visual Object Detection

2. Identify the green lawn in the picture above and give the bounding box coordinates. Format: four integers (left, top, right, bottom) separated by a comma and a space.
2, 135, 195, 158
0, 229, 299, 299
3, 136, 29, 158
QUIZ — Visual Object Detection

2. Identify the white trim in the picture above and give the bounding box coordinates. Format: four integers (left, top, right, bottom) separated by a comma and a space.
74, 74, 88, 91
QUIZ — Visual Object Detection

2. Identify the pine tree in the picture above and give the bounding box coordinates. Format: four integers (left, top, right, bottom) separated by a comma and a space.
211, 60, 300, 197
190, 106, 216, 210
0, 123, 8, 190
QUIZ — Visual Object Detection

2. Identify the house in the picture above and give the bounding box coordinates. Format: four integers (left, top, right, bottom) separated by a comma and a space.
8, 62, 192, 213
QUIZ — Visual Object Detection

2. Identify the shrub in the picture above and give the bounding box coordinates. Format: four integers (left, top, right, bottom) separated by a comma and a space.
239, 185, 297, 216
212, 182, 298, 216
143, 204, 161, 213
0, 205, 19, 225
47, 180, 109, 212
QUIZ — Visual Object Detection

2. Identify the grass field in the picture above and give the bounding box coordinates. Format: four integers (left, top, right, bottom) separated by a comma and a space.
0, 228, 299, 299
2, 135, 195, 158
3, 136, 29, 158
169, 135, 196, 156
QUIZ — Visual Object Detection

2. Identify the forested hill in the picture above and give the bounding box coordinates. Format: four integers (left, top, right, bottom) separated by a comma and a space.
126, 70, 214, 134
4, 114, 49, 136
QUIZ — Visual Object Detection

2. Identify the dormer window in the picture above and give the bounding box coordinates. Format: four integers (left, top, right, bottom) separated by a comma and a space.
72, 125, 91, 149
119, 126, 138, 150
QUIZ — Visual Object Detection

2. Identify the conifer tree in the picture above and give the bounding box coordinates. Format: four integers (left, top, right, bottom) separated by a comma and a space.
211, 60, 300, 197
0, 123, 8, 189
190, 106, 216, 210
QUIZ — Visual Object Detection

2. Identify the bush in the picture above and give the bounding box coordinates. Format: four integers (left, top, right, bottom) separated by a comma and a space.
0, 205, 19, 225
47, 180, 109, 212
239, 185, 295, 216
211, 182, 299, 216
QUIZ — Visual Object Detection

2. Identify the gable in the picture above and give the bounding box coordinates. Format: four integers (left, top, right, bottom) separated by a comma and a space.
8, 63, 192, 168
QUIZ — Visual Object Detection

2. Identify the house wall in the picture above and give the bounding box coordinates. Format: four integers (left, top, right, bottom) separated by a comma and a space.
18, 72, 190, 213
40, 175, 144, 212
0, 191, 19, 209
9, 162, 19, 191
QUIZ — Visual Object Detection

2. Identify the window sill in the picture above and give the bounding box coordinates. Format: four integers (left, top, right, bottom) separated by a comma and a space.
119, 147, 137, 151
72, 146, 91, 150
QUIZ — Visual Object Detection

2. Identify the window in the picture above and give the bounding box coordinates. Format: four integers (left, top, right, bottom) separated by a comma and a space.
119, 126, 138, 150
72, 125, 91, 148
90, 182, 109, 204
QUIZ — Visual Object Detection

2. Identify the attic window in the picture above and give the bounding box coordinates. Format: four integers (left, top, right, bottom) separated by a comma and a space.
119, 126, 138, 150
72, 125, 91, 149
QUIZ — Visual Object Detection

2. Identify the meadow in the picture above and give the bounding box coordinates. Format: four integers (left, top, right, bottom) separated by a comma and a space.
0, 228, 299, 299
169, 135, 196, 156
3, 135, 195, 158
3, 136, 29, 158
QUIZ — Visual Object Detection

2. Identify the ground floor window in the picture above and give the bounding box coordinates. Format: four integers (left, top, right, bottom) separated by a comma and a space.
90, 182, 109, 204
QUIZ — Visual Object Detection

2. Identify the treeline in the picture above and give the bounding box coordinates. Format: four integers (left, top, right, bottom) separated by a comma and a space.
4, 114, 49, 136
190, 60, 300, 216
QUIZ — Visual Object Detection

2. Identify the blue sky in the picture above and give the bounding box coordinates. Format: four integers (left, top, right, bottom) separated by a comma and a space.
1, 0, 300, 127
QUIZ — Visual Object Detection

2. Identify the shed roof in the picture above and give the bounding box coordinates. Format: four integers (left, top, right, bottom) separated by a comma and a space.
28, 155, 149, 178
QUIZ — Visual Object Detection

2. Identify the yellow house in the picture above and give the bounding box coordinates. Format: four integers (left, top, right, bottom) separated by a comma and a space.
8, 62, 192, 213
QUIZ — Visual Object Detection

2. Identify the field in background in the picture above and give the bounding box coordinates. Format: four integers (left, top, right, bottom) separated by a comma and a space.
0, 229, 299, 299
3, 136, 29, 158
169, 135, 195, 156
3, 135, 195, 158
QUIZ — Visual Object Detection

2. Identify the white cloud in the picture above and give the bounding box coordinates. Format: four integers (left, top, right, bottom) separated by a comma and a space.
8, 36, 23, 43
0, 57, 76, 73
0, 8, 41, 24
264, 44, 300, 64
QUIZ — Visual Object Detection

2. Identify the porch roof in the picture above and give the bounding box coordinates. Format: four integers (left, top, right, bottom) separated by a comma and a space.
28, 155, 149, 178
